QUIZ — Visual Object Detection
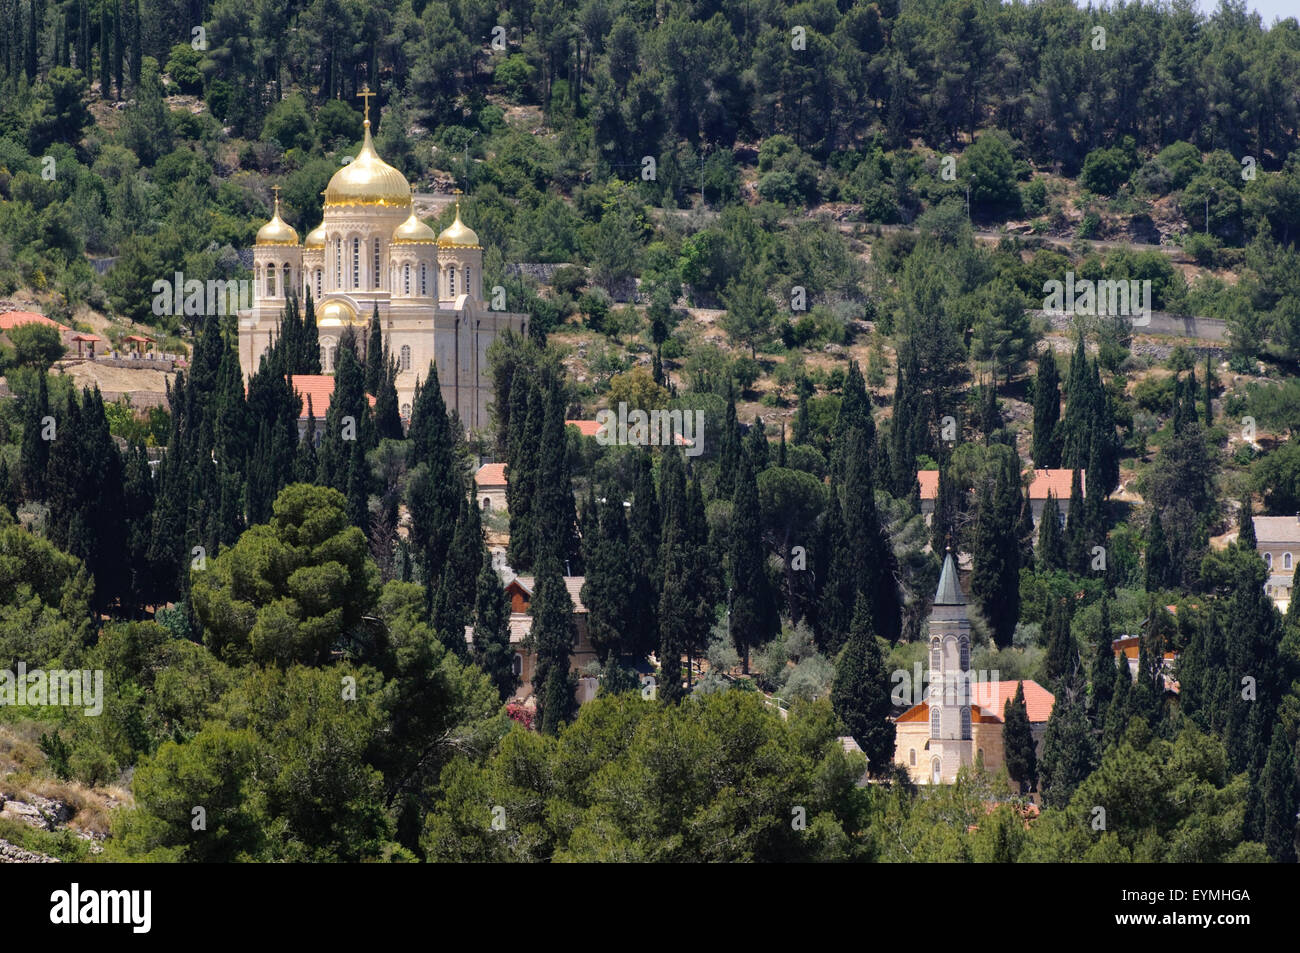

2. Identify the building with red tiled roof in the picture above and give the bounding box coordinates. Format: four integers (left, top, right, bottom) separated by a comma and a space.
464, 573, 595, 705
1111, 636, 1180, 694
892, 551, 1055, 784
566, 419, 601, 437
474, 462, 508, 514
0, 310, 69, 333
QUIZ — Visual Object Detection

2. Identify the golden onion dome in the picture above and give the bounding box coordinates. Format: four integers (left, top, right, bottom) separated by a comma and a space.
317, 299, 358, 327
437, 202, 481, 249
323, 116, 412, 208
304, 223, 326, 248
255, 193, 300, 246
391, 211, 438, 244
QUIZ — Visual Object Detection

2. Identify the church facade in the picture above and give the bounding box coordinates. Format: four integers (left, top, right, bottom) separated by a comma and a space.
893, 551, 1055, 784
239, 93, 527, 430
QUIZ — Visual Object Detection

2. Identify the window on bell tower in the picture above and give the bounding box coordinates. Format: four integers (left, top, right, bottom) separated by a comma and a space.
352, 238, 360, 289
373, 240, 380, 289
448, 266, 456, 296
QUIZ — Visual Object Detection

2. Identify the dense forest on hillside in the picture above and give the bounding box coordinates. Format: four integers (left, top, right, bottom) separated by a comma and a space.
1, 0, 1299, 864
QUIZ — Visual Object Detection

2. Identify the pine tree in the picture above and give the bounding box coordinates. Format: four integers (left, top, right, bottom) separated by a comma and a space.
1032, 347, 1061, 468
728, 454, 775, 670
1002, 682, 1037, 795
473, 549, 516, 701
831, 595, 895, 776
1038, 686, 1095, 809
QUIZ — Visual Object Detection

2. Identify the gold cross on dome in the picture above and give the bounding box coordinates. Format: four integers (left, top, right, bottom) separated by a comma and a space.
271, 183, 281, 211
357, 85, 376, 123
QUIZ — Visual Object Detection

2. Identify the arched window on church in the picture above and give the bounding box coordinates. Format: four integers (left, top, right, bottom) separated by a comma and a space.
1287, 552, 1294, 570
931, 758, 941, 784
329, 346, 337, 370
320, 346, 327, 371
400, 402, 411, 419
909, 748, 916, 766
373, 239, 381, 289
403, 263, 410, 295
930, 638, 941, 673
267, 264, 275, 297
1265, 552, 1273, 568
448, 266, 456, 297
960, 707, 971, 740
315, 269, 322, 298
282, 263, 290, 298
930, 707, 940, 738
334, 238, 341, 289
512, 653, 523, 677
400, 345, 411, 371
464, 266, 470, 295
959, 635, 969, 672
420, 263, 427, 296
352, 238, 360, 289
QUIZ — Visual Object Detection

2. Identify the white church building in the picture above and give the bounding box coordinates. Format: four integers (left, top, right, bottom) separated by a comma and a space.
239, 90, 527, 430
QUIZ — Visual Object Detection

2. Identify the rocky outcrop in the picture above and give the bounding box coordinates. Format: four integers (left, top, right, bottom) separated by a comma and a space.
0, 839, 58, 863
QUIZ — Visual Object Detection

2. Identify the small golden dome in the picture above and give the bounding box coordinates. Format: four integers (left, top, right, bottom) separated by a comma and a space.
323, 116, 412, 208
256, 192, 300, 246
437, 202, 481, 248
391, 211, 438, 244
317, 299, 358, 327
304, 223, 326, 248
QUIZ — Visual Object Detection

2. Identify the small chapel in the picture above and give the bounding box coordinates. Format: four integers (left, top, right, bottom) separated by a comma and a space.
239, 88, 527, 430
892, 551, 1055, 784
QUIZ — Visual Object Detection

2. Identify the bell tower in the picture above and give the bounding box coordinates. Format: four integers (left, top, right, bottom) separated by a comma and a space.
927, 548, 972, 783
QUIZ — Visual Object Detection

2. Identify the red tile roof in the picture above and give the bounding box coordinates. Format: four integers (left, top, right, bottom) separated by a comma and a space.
0, 311, 69, 333
287, 374, 376, 419
1026, 469, 1084, 500
917, 470, 939, 501
505, 575, 588, 613
566, 419, 601, 437
895, 680, 1055, 725
475, 463, 507, 487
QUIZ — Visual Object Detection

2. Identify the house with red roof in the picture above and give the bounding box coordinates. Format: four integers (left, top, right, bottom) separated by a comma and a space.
892, 551, 1055, 784
916, 467, 1084, 531
286, 374, 377, 442
464, 573, 596, 706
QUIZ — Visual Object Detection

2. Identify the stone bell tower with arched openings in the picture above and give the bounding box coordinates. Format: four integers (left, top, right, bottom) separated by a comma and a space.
927, 549, 973, 784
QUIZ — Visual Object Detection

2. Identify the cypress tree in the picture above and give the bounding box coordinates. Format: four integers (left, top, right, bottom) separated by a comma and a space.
1257, 724, 1299, 862
815, 495, 855, 654
533, 369, 581, 571
1145, 508, 1170, 592
532, 554, 578, 733
373, 354, 403, 441
20, 370, 50, 500
728, 454, 775, 671
128, 0, 140, 88
1032, 347, 1061, 468
930, 457, 960, 555
1043, 597, 1079, 691
716, 393, 740, 498
1090, 592, 1115, 726
301, 289, 321, 373
626, 451, 660, 658
1064, 467, 1087, 575
1102, 656, 1133, 750
1238, 493, 1256, 549
121, 442, 155, 617
473, 548, 516, 701
407, 361, 463, 588
98, 0, 108, 97
970, 449, 1021, 648
746, 415, 768, 471
831, 595, 895, 776
295, 396, 318, 483
1002, 682, 1037, 795
504, 374, 541, 571
793, 376, 812, 446
1038, 687, 1095, 809
842, 423, 900, 645
112, 0, 122, 98
1203, 351, 1215, 426
777, 422, 787, 468
581, 492, 633, 662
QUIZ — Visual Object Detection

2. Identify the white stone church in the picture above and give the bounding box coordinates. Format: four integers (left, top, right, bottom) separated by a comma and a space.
239, 93, 527, 430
